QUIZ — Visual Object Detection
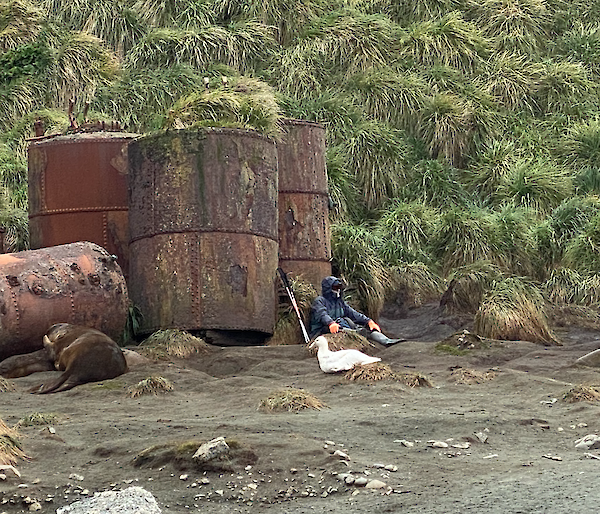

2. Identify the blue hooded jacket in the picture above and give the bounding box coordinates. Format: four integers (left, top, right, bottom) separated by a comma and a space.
308, 276, 371, 338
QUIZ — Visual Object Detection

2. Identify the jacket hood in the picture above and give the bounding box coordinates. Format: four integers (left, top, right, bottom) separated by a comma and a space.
321, 276, 343, 297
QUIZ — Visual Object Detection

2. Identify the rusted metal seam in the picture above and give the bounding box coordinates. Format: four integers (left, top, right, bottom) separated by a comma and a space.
279, 190, 329, 196
130, 229, 279, 244
8, 285, 20, 336
190, 233, 201, 326
102, 212, 108, 249
29, 206, 128, 217
29, 137, 136, 148
278, 257, 332, 263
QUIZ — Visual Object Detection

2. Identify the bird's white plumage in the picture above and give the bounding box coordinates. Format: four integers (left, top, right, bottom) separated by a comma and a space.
309, 336, 381, 373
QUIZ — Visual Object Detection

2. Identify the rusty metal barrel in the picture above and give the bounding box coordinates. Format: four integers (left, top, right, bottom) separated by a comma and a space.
128, 128, 279, 336
277, 119, 331, 291
28, 132, 137, 279
0, 241, 129, 361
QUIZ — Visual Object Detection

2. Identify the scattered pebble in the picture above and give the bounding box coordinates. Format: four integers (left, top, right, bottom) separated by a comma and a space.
354, 477, 368, 486
542, 454, 562, 461
428, 441, 448, 448
333, 450, 350, 460
394, 440, 414, 447
69, 474, 84, 481
365, 480, 386, 489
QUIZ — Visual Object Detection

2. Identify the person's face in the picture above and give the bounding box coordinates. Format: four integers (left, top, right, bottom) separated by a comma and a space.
332, 282, 343, 298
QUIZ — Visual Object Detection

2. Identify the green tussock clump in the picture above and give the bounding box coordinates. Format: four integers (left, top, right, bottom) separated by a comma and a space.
127, 376, 174, 398
441, 262, 505, 314
474, 278, 560, 346
16, 412, 59, 427
165, 76, 282, 137
139, 329, 210, 360
258, 388, 327, 412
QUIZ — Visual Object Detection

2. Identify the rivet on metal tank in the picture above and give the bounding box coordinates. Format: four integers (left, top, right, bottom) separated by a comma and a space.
0, 241, 129, 361
27, 132, 137, 280
128, 128, 279, 337
277, 119, 331, 291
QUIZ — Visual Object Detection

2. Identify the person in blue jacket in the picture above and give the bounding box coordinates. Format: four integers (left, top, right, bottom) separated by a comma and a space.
308, 276, 402, 346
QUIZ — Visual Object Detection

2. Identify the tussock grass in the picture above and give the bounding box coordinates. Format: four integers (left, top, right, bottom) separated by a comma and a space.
0, 419, 27, 465
310, 332, 374, 355
344, 362, 395, 381
127, 376, 174, 398
389, 262, 445, 309
139, 329, 210, 360
258, 388, 326, 412
474, 278, 560, 345
451, 368, 497, 384
16, 412, 59, 427
441, 262, 504, 314
268, 276, 317, 346
563, 385, 600, 403
0, 377, 16, 392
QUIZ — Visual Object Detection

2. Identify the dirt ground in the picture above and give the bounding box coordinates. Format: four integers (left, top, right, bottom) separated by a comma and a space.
3, 303, 600, 514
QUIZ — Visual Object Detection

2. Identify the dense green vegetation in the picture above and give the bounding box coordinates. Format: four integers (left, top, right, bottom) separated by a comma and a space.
3, 0, 600, 335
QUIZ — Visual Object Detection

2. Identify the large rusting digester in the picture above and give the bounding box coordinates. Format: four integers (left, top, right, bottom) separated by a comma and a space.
0, 242, 129, 361
28, 132, 136, 277
277, 119, 331, 292
128, 128, 279, 336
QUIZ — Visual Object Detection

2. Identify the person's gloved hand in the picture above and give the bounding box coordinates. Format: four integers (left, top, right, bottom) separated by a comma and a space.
329, 322, 340, 334
368, 320, 381, 332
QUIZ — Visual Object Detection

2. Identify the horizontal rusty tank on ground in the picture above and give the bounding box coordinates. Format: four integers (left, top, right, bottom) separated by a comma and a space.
28, 132, 137, 279
128, 128, 279, 336
0, 241, 129, 361
277, 119, 331, 292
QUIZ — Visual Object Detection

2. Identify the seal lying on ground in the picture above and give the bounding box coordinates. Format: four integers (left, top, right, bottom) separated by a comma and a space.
0, 349, 55, 378
29, 323, 128, 394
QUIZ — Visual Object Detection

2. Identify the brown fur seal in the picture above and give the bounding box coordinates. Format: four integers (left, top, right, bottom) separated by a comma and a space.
0, 349, 54, 378
30, 323, 128, 394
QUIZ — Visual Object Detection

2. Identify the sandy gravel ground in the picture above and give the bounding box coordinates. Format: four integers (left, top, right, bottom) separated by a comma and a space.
2, 304, 600, 514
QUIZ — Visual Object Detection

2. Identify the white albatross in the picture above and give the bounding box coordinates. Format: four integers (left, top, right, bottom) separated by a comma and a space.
309, 336, 381, 373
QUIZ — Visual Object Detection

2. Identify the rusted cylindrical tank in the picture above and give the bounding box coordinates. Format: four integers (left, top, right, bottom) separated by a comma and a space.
277, 119, 331, 292
128, 128, 279, 336
0, 241, 129, 361
28, 132, 137, 279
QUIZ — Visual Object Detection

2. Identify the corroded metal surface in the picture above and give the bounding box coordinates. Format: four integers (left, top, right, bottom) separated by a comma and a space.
28, 132, 137, 279
0, 242, 129, 361
128, 128, 278, 335
277, 119, 331, 291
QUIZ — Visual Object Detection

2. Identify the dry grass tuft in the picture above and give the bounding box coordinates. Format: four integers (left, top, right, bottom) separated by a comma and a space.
138, 330, 210, 360
451, 368, 497, 384
307, 331, 374, 356
0, 419, 27, 465
563, 385, 600, 403
474, 279, 560, 346
127, 376, 174, 398
396, 372, 434, 388
258, 388, 327, 412
0, 377, 16, 392
16, 412, 59, 427
344, 362, 395, 381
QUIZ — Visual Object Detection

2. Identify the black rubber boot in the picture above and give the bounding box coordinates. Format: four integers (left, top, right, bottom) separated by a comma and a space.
359, 328, 405, 346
